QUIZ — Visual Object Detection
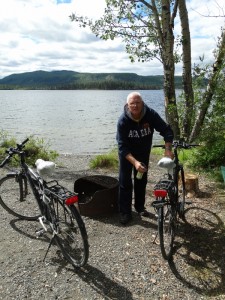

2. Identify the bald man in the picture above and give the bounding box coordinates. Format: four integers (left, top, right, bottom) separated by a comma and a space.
116, 91, 174, 224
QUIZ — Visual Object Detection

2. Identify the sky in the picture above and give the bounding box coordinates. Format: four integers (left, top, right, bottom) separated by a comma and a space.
0, 0, 224, 79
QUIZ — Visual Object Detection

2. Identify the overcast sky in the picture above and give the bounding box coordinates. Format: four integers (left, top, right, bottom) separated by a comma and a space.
0, 0, 224, 79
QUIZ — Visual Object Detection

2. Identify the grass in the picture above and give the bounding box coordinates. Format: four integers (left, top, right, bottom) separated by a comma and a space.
87, 145, 225, 184
89, 146, 198, 170
89, 148, 118, 170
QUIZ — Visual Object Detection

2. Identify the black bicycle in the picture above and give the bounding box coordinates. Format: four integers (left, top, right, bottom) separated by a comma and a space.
0, 138, 89, 267
152, 140, 199, 260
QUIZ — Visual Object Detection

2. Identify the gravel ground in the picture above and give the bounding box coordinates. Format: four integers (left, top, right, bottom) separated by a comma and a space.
0, 154, 225, 300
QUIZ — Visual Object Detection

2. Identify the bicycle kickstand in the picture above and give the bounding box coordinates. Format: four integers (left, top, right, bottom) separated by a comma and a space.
152, 232, 159, 244
43, 237, 55, 263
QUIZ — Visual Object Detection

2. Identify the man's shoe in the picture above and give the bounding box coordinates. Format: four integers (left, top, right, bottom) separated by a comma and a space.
120, 213, 132, 225
138, 209, 150, 217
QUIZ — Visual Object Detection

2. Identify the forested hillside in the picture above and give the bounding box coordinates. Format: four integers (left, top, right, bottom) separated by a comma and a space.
0, 70, 183, 90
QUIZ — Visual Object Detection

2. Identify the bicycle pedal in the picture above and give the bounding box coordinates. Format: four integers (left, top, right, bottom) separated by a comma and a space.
38, 216, 48, 232
35, 228, 45, 238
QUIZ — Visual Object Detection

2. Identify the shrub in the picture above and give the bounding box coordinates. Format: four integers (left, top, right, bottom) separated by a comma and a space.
0, 131, 58, 167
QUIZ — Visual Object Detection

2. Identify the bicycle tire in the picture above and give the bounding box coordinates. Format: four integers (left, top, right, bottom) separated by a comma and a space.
158, 204, 175, 260
52, 201, 89, 267
178, 168, 186, 219
0, 175, 40, 220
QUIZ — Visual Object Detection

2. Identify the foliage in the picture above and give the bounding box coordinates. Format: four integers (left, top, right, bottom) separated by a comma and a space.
188, 70, 225, 179
151, 145, 196, 166
70, 1, 180, 64
89, 149, 118, 170
0, 131, 59, 167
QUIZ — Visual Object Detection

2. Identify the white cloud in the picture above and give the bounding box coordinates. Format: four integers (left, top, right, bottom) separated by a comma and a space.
0, 0, 224, 79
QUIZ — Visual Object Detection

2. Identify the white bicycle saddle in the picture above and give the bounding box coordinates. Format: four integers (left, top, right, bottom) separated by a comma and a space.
157, 157, 176, 174
35, 159, 56, 177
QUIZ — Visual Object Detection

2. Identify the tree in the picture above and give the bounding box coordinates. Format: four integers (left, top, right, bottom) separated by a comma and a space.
70, 0, 181, 138
178, 0, 194, 139
189, 27, 225, 142
70, 0, 224, 142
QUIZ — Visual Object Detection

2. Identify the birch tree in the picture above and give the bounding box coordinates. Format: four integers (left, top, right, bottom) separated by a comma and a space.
71, 0, 181, 138
70, 0, 224, 142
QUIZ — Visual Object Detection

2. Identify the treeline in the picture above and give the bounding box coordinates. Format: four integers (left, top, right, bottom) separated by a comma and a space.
0, 70, 184, 90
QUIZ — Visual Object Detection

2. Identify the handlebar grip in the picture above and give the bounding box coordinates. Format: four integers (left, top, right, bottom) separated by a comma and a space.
22, 138, 29, 145
17, 138, 29, 150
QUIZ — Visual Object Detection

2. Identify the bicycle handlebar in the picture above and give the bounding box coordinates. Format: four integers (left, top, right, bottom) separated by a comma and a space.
0, 138, 29, 168
153, 140, 200, 150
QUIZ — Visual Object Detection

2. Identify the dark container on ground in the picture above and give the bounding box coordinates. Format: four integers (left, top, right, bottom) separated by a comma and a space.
74, 175, 119, 216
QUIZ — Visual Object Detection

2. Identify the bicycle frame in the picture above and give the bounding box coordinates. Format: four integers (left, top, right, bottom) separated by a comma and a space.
18, 151, 45, 214
172, 145, 185, 203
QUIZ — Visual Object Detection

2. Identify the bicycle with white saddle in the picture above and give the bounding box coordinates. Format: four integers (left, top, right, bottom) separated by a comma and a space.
151, 141, 199, 260
0, 138, 89, 267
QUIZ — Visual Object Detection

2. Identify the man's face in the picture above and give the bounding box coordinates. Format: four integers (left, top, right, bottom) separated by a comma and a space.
127, 95, 143, 119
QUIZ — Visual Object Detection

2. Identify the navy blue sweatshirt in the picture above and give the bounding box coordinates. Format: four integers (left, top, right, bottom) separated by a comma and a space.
116, 103, 174, 158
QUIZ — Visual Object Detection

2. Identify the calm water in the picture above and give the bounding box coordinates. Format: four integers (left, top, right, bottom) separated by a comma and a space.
0, 90, 165, 154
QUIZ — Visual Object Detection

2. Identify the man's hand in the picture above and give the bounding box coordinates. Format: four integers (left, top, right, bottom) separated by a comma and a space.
135, 161, 147, 173
164, 143, 174, 159
126, 153, 147, 173
164, 149, 174, 159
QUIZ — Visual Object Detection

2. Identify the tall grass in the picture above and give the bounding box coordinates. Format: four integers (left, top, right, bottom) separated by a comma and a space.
89, 148, 118, 170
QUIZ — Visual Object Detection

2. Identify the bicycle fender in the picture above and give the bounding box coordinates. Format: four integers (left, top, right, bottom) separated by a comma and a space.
5, 172, 19, 178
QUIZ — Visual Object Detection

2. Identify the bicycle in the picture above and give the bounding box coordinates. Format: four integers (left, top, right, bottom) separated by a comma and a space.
0, 138, 89, 267
151, 140, 199, 260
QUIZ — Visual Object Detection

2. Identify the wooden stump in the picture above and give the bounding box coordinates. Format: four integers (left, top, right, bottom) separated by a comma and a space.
183, 173, 199, 197
179, 173, 199, 197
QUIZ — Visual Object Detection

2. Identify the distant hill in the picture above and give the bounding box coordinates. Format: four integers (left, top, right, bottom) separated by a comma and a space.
0, 70, 183, 90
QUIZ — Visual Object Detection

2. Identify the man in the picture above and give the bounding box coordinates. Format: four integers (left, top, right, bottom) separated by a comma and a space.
116, 91, 174, 224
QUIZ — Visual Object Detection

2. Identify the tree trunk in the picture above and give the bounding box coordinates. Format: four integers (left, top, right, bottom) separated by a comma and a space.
161, 0, 180, 138
189, 27, 225, 142
178, 0, 194, 139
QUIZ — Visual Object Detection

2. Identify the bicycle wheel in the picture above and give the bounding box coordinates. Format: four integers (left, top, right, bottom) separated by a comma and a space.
53, 201, 89, 267
0, 175, 40, 220
178, 168, 186, 218
158, 203, 175, 260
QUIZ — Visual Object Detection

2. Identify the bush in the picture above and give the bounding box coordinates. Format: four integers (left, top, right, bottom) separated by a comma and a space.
0, 131, 59, 167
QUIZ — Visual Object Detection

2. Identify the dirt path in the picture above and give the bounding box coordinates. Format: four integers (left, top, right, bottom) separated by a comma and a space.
0, 154, 225, 299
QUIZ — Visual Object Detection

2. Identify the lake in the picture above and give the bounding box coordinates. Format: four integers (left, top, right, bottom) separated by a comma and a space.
0, 90, 166, 154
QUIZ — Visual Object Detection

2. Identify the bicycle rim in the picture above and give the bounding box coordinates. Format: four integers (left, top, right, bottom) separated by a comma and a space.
53, 202, 89, 267
0, 176, 40, 220
158, 204, 175, 260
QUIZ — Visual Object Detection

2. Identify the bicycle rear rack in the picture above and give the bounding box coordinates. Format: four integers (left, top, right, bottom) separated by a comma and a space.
45, 181, 78, 206
154, 179, 174, 191
152, 179, 175, 209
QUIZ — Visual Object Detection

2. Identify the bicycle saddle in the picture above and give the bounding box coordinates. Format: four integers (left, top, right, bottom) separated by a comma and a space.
35, 159, 56, 177
157, 157, 175, 174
